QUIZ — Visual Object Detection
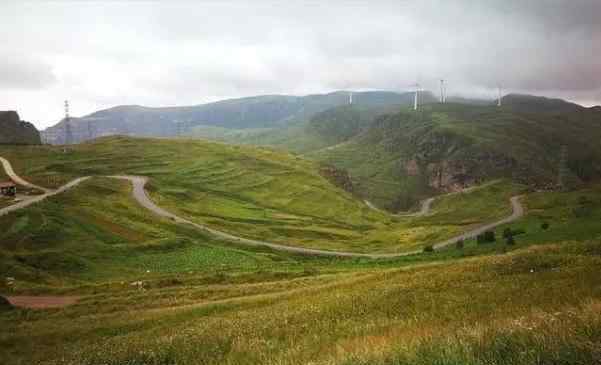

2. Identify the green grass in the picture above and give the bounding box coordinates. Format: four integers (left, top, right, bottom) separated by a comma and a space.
309, 102, 601, 210
0, 137, 525, 254
1, 240, 600, 364
1, 139, 601, 364
0, 178, 313, 292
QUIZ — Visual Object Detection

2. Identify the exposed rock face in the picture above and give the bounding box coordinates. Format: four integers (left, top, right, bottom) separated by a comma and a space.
0, 111, 41, 145
402, 151, 518, 192
319, 165, 354, 194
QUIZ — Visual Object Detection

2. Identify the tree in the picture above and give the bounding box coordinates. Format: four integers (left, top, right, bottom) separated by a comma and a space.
423, 245, 434, 253
541, 222, 550, 230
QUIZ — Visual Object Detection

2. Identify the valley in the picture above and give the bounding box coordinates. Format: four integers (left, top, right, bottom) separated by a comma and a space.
2, 96, 601, 365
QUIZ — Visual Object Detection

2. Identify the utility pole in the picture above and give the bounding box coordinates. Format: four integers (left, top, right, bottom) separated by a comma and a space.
63, 100, 72, 153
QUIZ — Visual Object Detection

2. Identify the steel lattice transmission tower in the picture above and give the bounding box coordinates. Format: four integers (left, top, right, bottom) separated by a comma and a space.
63, 100, 73, 152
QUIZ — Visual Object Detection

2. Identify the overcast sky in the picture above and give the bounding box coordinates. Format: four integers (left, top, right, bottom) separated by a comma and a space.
1, 1, 600, 129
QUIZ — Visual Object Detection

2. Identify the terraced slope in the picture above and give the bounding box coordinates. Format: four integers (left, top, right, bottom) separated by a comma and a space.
0, 137, 524, 254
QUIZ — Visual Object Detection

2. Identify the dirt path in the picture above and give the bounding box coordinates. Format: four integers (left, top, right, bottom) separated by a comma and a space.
5, 295, 81, 309
0, 157, 52, 193
109, 176, 524, 258
364, 197, 435, 217
1, 157, 525, 259
0, 174, 90, 217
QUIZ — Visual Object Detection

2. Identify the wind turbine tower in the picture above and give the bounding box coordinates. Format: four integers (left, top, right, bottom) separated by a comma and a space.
349, 91, 353, 105
440, 79, 446, 103
413, 83, 420, 111
497, 86, 502, 107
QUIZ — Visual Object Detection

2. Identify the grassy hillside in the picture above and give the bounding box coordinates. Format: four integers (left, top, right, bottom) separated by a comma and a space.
312, 99, 601, 210
0, 178, 313, 291
0, 137, 526, 254
2, 239, 600, 364
227, 103, 406, 154
2, 138, 601, 364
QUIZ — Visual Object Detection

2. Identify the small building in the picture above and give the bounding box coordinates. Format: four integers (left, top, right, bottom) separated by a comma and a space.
0, 181, 16, 196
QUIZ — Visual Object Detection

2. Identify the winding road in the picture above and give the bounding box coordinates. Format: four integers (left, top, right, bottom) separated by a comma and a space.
0, 157, 524, 258
364, 197, 436, 217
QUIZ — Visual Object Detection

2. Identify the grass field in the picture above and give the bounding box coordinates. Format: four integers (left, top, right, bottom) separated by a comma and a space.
1, 138, 601, 364
0, 137, 525, 254
1, 240, 600, 364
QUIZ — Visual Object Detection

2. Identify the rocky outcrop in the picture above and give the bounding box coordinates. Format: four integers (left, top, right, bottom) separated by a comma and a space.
402, 151, 518, 193
0, 111, 41, 145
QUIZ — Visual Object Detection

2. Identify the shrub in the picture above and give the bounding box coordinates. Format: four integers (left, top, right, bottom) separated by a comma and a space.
505, 234, 515, 246
503, 228, 513, 239
423, 245, 434, 253
456, 239, 464, 250
541, 222, 550, 230
478, 231, 496, 244
512, 229, 526, 236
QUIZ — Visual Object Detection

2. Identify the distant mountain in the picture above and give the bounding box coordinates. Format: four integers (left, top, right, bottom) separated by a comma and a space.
219, 91, 436, 152
0, 111, 41, 145
42, 91, 425, 144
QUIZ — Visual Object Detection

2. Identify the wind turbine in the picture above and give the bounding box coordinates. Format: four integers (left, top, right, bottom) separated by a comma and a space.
413, 83, 421, 111
349, 91, 353, 105
497, 85, 502, 107
439, 79, 446, 104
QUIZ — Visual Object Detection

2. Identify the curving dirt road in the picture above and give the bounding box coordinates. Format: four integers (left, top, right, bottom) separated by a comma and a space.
109, 175, 523, 258
364, 197, 435, 217
1, 157, 524, 259
0, 157, 52, 193
0, 156, 92, 218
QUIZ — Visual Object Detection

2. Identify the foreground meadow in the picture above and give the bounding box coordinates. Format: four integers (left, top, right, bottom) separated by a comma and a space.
1, 240, 600, 364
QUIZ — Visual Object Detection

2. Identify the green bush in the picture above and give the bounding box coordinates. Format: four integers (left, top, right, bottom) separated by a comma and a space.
455, 240, 464, 250
541, 222, 550, 230
477, 231, 496, 244
423, 245, 434, 253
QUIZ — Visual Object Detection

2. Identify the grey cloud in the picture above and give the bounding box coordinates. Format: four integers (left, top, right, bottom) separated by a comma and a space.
1, 0, 600, 127
0, 54, 57, 90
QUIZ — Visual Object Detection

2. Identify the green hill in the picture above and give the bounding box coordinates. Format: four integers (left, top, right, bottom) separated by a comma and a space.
0, 136, 527, 254
310, 96, 601, 211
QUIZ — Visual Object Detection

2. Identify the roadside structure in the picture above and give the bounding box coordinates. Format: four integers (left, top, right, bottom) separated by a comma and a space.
0, 181, 16, 196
